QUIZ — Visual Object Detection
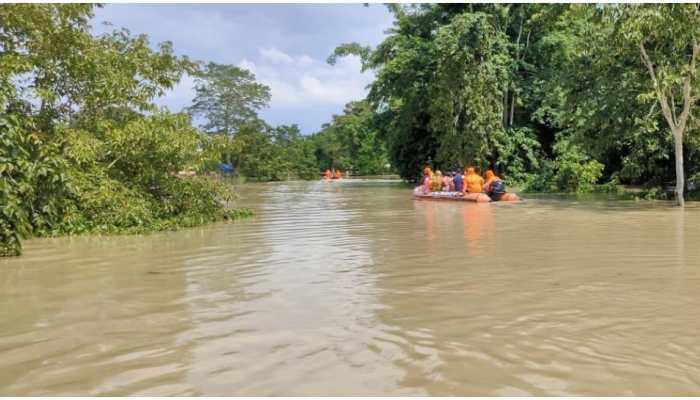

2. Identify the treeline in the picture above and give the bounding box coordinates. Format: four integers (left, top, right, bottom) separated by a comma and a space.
189, 63, 391, 180
329, 4, 700, 205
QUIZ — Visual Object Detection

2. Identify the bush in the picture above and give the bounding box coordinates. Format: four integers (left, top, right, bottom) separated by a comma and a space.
518, 138, 605, 194
1, 114, 71, 255
520, 159, 556, 192
552, 138, 604, 193
65, 169, 155, 233
493, 127, 546, 184
156, 176, 233, 224
2, 112, 252, 257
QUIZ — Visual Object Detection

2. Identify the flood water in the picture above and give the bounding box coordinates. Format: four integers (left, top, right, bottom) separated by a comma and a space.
2, 179, 700, 395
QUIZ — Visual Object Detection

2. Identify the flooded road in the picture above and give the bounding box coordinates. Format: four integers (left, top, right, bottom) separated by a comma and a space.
2, 179, 700, 395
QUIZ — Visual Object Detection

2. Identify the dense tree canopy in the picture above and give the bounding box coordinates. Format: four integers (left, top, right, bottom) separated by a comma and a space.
329, 3, 700, 199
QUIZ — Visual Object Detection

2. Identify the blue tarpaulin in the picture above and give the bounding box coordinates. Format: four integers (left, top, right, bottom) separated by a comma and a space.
217, 163, 235, 174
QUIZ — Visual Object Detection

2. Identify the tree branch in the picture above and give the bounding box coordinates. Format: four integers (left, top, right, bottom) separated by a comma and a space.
678, 40, 698, 132
671, 92, 678, 126
640, 40, 676, 130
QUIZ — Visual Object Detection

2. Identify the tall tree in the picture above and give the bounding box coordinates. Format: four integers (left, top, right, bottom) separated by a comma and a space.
187, 62, 271, 136
618, 4, 700, 206
561, 4, 700, 204
429, 11, 510, 168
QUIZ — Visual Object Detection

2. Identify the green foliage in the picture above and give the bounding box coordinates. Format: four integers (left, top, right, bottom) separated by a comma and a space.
519, 139, 604, 193
327, 4, 559, 181
551, 139, 604, 193
184, 61, 323, 181
493, 128, 545, 184
202, 122, 321, 181
94, 113, 202, 186
58, 112, 237, 234
558, 4, 700, 202
0, 114, 70, 255
348, 4, 448, 181
311, 101, 390, 176
187, 62, 271, 136
0, 5, 250, 256
429, 12, 510, 168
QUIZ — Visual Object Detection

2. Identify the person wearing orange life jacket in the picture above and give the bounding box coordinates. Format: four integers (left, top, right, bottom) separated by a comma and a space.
483, 169, 520, 201
431, 170, 443, 191
464, 167, 484, 194
334, 169, 343, 179
483, 169, 506, 200
323, 169, 332, 180
421, 167, 433, 194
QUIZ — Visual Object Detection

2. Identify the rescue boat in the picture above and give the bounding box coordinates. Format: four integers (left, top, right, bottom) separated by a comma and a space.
413, 187, 520, 202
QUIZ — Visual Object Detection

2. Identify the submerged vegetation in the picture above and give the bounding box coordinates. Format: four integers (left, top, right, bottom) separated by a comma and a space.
0, 4, 250, 256
2, 3, 700, 255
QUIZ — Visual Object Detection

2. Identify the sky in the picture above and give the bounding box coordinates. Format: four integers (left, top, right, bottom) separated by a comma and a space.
91, 4, 394, 134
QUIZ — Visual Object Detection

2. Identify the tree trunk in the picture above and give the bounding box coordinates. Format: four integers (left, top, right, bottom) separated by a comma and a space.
673, 130, 685, 207
502, 87, 509, 128
509, 93, 516, 127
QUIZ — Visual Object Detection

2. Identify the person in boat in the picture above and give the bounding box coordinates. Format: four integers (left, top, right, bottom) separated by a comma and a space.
483, 169, 520, 201
432, 170, 443, 192
323, 169, 332, 179
447, 172, 456, 191
453, 169, 464, 193
335, 169, 343, 179
482, 169, 505, 200
442, 171, 453, 192
421, 167, 433, 194
464, 167, 484, 194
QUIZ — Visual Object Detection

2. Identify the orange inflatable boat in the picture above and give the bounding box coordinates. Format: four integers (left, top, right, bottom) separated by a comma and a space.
413, 187, 520, 203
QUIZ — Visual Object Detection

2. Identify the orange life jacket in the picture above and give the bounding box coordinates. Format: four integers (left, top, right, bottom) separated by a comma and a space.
465, 168, 484, 193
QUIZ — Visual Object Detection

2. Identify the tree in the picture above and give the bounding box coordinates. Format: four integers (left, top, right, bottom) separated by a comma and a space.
429, 11, 510, 168
1, 4, 240, 256
187, 62, 271, 136
618, 4, 700, 206
558, 5, 700, 203
328, 5, 453, 180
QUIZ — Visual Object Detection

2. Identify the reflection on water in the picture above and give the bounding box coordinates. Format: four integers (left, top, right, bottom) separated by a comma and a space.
1, 179, 700, 395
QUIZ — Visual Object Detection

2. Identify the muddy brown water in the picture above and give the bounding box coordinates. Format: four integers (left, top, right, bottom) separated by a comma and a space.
2, 179, 700, 395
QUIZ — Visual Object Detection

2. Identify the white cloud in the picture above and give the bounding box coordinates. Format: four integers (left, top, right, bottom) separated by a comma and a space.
249, 50, 371, 109
266, 78, 303, 105
237, 58, 257, 75
297, 54, 314, 67
259, 47, 294, 64
152, 51, 371, 128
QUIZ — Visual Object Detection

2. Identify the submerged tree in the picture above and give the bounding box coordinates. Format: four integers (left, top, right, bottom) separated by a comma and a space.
618, 4, 700, 206
187, 62, 271, 136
